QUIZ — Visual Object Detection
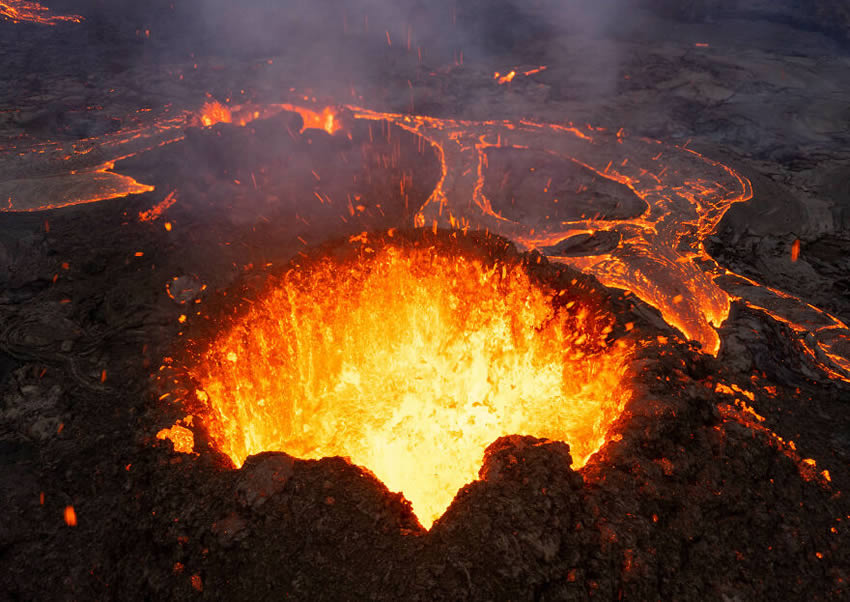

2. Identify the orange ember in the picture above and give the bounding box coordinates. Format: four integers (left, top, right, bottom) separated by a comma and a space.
0, 0, 82, 25
186, 243, 632, 528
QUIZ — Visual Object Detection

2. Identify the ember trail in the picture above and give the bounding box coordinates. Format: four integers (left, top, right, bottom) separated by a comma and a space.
182, 237, 632, 528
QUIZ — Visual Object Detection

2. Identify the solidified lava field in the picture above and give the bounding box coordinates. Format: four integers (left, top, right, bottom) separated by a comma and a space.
1, 1, 850, 600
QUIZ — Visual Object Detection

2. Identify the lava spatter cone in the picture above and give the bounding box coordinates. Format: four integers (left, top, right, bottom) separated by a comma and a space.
168, 231, 633, 528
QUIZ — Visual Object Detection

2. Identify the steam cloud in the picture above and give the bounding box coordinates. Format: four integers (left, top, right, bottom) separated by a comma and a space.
55, 0, 638, 100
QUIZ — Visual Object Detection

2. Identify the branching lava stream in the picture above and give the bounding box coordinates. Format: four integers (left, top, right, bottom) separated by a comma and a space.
12, 96, 844, 382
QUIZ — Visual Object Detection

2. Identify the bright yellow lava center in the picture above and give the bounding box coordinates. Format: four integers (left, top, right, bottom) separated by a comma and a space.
189, 243, 631, 528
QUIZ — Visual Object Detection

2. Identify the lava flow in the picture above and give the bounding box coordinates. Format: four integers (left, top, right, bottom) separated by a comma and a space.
0, 111, 185, 212
0, 0, 82, 25
196, 99, 343, 135
181, 236, 632, 528
4, 96, 849, 381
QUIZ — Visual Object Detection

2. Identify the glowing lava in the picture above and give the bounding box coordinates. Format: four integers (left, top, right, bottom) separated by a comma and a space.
138, 190, 178, 222
495, 70, 516, 85
494, 66, 547, 85
0, 112, 186, 212
198, 101, 232, 127
4, 96, 848, 382
0, 0, 82, 24
273, 104, 342, 135
185, 239, 632, 528
156, 422, 195, 454
342, 106, 752, 356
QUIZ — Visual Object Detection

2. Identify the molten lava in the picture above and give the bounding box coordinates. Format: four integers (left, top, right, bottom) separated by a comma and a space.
198, 101, 232, 127
138, 190, 177, 222
275, 104, 342, 135
185, 240, 632, 528
494, 66, 547, 85
0, 0, 82, 24
156, 422, 195, 454
5, 95, 848, 382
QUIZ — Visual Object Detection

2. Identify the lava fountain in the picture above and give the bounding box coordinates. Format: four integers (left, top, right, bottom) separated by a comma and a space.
180, 233, 632, 528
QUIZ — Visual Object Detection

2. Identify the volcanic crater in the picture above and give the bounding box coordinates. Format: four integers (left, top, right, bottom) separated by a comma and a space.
163, 229, 635, 529
1, 1, 850, 600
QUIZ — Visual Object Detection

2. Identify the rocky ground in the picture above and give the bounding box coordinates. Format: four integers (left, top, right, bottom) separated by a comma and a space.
1, 1, 849, 600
